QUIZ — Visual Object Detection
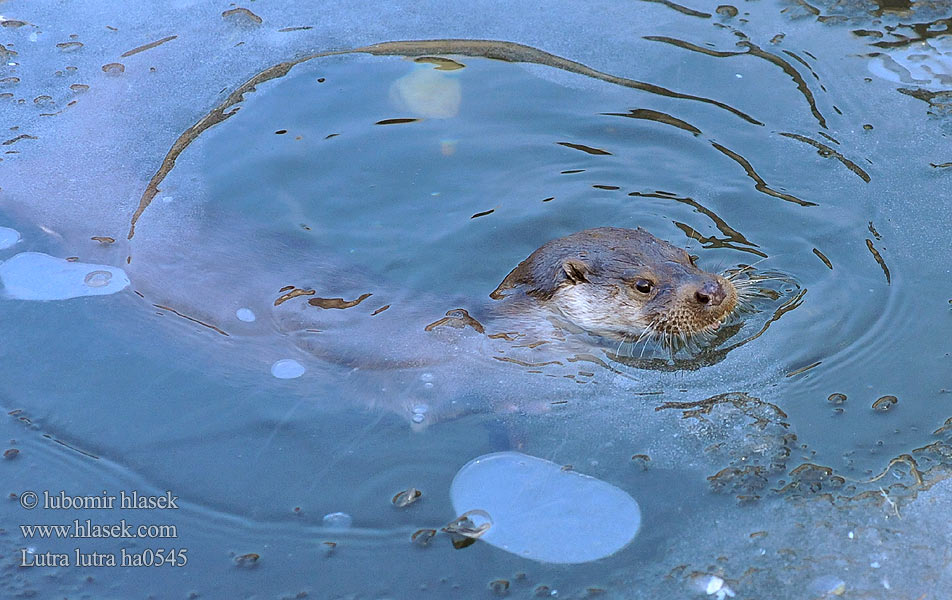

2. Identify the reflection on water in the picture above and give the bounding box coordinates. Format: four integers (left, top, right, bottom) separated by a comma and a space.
1, 0, 951, 598
390, 60, 463, 118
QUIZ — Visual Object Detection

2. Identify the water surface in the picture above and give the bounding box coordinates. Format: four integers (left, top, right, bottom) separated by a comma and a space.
1, 1, 951, 598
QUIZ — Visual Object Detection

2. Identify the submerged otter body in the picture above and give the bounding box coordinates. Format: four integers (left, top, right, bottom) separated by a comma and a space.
491, 227, 738, 347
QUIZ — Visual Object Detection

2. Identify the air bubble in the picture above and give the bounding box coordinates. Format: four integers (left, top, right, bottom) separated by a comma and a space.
827, 393, 847, 405
392, 488, 423, 508
271, 358, 305, 379
84, 270, 113, 288
322, 512, 352, 528
872, 395, 898, 412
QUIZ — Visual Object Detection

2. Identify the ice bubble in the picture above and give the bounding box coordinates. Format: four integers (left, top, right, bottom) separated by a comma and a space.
270, 358, 305, 379
322, 512, 352, 528
83, 270, 113, 288
236, 307, 256, 322
0, 252, 129, 300
690, 574, 736, 598
101, 62, 125, 75
0, 226, 20, 250
450, 451, 641, 564
410, 403, 430, 425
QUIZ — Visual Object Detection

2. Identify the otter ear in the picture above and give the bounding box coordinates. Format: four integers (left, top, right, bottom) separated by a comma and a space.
561, 258, 589, 284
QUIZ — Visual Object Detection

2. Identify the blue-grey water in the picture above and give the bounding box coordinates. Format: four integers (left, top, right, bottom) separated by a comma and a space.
1, 1, 951, 598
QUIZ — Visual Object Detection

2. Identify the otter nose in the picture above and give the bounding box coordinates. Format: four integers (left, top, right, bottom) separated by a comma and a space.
694, 280, 725, 307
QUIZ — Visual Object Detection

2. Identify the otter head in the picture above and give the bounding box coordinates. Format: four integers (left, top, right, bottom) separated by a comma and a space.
491, 227, 737, 344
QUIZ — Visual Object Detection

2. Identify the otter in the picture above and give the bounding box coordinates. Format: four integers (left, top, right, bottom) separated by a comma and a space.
80, 223, 761, 426
271, 226, 743, 384
489, 227, 739, 350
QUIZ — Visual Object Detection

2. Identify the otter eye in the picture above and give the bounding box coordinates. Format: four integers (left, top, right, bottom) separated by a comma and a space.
634, 279, 653, 294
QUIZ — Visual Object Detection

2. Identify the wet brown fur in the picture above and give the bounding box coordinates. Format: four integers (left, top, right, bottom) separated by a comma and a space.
491, 227, 737, 342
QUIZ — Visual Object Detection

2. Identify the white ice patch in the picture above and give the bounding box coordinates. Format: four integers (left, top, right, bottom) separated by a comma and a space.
868, 36, 952, 90
236, 308, 256, 322
0, 252, 130, 300
0, 227, 20, 250
271, 358, 305, 379
450, 451, 641, 564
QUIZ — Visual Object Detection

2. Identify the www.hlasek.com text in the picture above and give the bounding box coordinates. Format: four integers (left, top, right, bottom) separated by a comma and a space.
21, 519, 177, 540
